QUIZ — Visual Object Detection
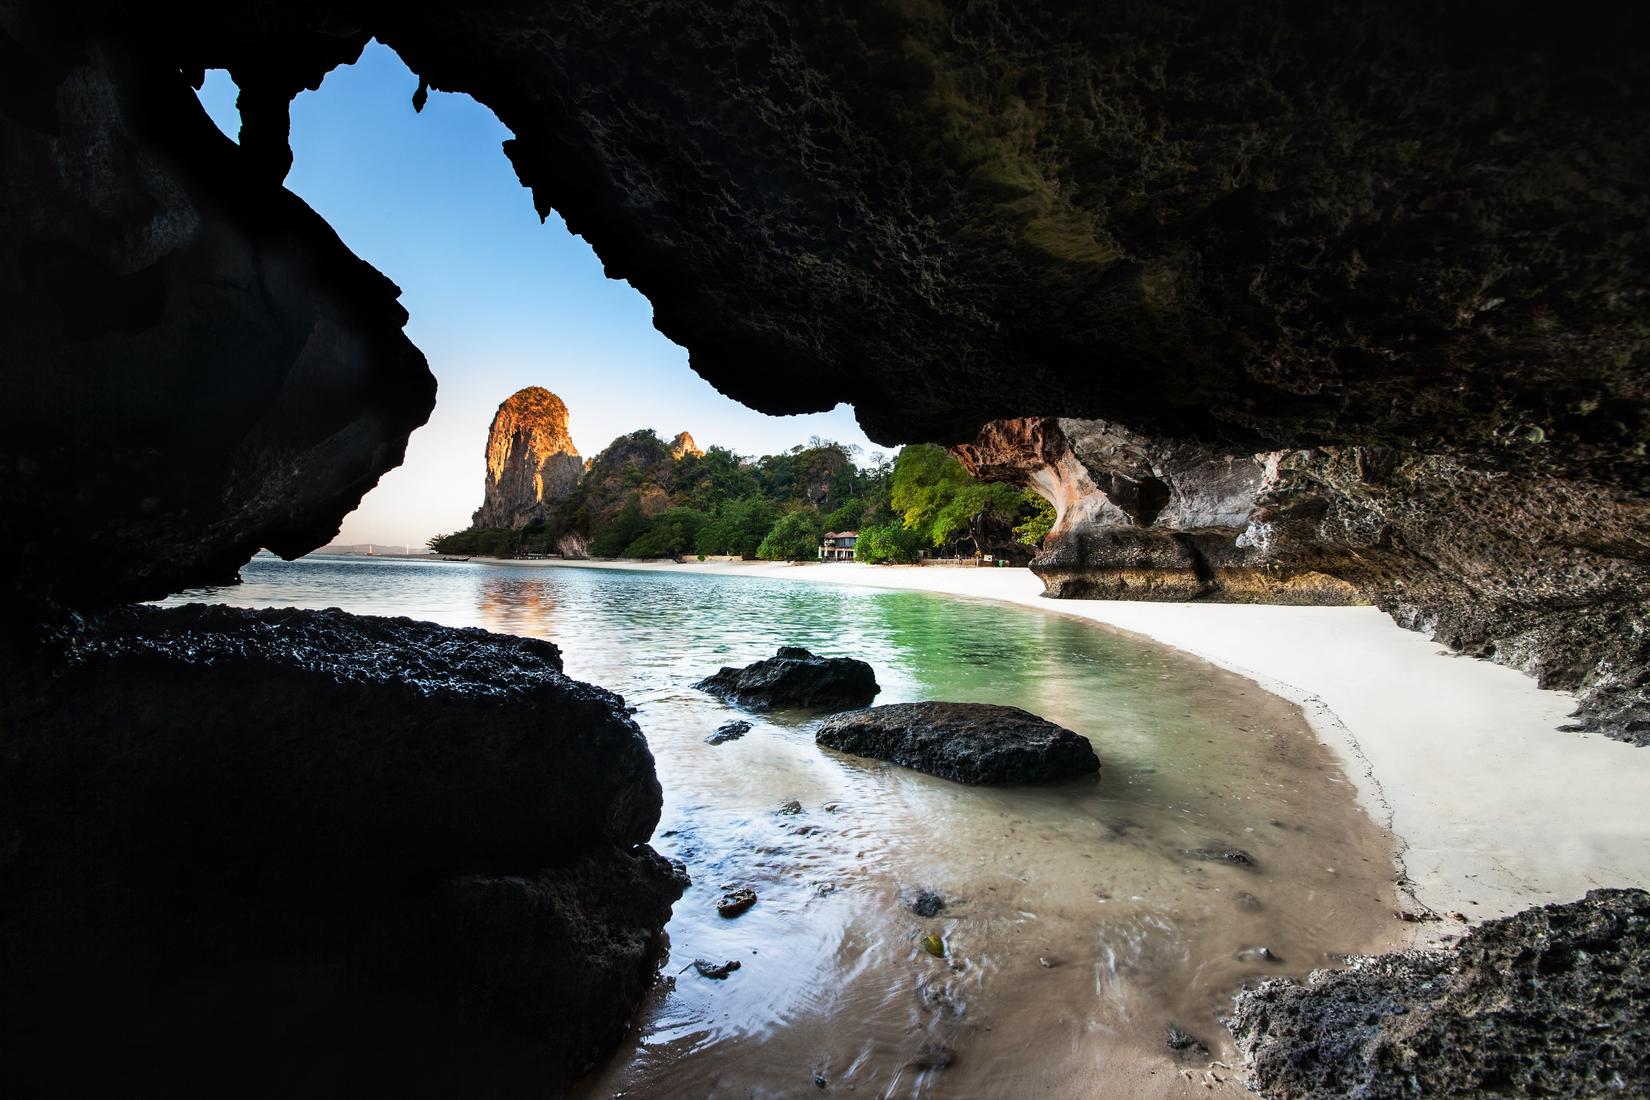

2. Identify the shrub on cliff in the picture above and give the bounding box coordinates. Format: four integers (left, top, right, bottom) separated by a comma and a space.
621, 507, 708, 558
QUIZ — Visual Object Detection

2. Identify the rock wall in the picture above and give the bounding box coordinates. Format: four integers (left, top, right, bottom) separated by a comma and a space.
0, 6, 434, 610
955, 417, 1358, 605
958, 417, 1649, 740
0, 605, 683, 1094
1228, 889, 1650, 1098
473, 386, 585, 528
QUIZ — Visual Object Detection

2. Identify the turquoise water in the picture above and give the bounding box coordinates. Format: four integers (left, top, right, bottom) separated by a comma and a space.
163, 555, 1394, 1097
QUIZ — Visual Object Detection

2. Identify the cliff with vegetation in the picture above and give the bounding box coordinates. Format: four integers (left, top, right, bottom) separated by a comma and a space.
432, 422, 1052, 565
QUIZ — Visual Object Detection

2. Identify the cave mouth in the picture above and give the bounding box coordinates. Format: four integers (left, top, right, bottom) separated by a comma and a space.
188, 40, 879, 560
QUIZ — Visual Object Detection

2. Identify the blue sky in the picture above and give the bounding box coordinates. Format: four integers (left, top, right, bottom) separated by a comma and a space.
195, 42, 876, 548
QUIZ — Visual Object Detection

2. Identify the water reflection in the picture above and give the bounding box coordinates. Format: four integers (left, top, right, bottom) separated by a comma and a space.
163, 556, 1395, 1097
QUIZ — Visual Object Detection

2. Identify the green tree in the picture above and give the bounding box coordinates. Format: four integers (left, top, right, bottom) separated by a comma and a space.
696, 495, 779, 557
622, 506, 707, 558
755, 510, 824, 561
1013, 496, 1057, 547
588, 494, 650, 557
856, 523, 927, 564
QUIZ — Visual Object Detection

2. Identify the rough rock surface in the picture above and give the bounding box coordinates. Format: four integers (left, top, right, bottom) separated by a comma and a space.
0, 9, 434, 609
816, 702, 1100, 785
957, 417, 1358, 605
669, 430, 703, 460
960, 417, 1650, 739
0, 604, 681, 1095
1228, 888, 1650, 1099
472, 386, 584, 528
696, 645, 880, 711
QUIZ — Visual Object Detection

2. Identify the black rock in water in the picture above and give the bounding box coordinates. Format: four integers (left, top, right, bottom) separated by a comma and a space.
705, 720, 753, 745
909, 889, 946, 918
1229, 888, 1650, 1099
0, 604, 679, 1096
816, 702, 1099, 785
695, 646, 879, 711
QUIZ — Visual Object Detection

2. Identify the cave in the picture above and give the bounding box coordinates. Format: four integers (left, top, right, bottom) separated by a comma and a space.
3, 2, 1648, 1096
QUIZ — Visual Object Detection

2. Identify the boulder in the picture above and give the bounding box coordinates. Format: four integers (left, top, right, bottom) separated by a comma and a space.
815, 702, 1099, 785
695, 646, 879, 711
1228, 888, 1650, 1099
0, 604, 679, 1096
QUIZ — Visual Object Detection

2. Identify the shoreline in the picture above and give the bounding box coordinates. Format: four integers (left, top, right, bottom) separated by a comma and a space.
476, 556, 1650, 930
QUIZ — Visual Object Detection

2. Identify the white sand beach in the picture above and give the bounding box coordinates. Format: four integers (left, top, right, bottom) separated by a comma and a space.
484, 556, 1650, 931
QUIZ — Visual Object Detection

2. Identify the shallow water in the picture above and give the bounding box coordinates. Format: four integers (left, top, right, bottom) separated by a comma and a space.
162, 555, 1396, 1097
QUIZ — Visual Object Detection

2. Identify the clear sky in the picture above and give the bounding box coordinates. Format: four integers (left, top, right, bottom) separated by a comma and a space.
195, 41, 877, 549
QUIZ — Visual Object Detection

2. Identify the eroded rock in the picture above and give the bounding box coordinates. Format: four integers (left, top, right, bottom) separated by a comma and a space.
816, 702, 1099, 785
1228, 888, 1650, 1099
472, 386, 585, 528
0, 604, 677, 1096
695, 646, 880, 712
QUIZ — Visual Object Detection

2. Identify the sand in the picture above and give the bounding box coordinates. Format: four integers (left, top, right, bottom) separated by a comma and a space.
479, 556, 1650, 928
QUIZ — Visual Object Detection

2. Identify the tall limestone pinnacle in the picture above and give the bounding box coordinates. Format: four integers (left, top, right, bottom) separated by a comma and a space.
472, 387, 585, 528
670, 431, 703, 460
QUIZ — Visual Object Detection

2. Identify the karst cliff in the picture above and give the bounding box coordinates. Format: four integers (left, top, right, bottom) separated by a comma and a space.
2, 1, 1647, 1093
472, 386, 585, 528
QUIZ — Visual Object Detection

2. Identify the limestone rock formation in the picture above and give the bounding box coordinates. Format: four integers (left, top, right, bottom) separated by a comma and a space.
472, 387, 584, 528
1228, 888, 1650, 1098
669, 431, 703, 460
0, 604, 681, 1095
816, 702, 1100, 785
695, 646, 880, 712
956, 418, 1357, 605
958, 417, 1650, 742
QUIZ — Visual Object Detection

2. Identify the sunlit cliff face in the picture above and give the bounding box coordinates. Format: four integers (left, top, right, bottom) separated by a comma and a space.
474, 387, 586, 528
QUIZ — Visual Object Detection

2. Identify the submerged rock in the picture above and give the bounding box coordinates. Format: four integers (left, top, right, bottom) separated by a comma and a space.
705, 719, 752, 745
717, 888, 757, 918
816, 702, 1099, 785
1181, 847, 1259, 869
1228, 888, 1650, 1098
909, 889, 946, 918
691, 959, 742, 980
695, 646, 880, 711
1166, 1023, 1209, 1056
0, 604, 678, 1096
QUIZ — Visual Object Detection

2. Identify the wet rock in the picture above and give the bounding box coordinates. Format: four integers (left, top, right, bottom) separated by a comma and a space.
1181, 847, 1259, 870
717, 888, 757, 918
816, 702, 1099, 786
777, 799, 804, 815
921, 933, 947, 958
0, 605, 675, 1096
705, 719, 752, 745
1166, 1023, 1209, 1056
695, 647, 879, 712
911, 1041, 957, 1070
1229, 889, 1650, 1099
812, 1069, 827, 1089
909, 889, 946, 918
1236, 946, 1280, 964
691, 959, 742, 980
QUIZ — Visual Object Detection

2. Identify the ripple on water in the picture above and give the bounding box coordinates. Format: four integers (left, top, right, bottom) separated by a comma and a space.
162, 557, 1398, 1098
